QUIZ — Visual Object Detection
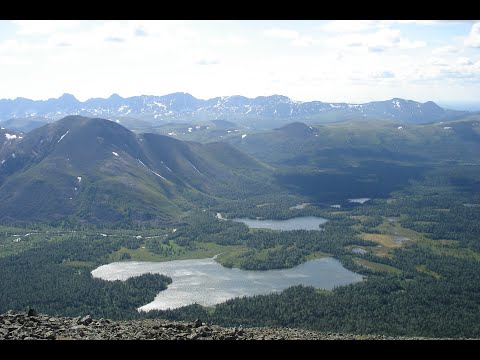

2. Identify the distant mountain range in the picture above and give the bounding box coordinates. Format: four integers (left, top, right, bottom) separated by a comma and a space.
0, 93, 471, 132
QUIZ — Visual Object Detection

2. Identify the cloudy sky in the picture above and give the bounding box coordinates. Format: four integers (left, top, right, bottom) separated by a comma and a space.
1, 20, 479, 106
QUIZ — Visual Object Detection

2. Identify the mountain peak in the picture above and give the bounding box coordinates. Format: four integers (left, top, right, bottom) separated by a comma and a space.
109, 93, 124, 100
58, 93, 79, 102
254, 94, 292, 102
276, 122, 317, 137
164, 92, 194, 98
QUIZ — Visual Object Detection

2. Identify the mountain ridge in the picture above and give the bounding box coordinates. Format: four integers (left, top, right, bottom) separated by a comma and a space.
0, 93, 470, 130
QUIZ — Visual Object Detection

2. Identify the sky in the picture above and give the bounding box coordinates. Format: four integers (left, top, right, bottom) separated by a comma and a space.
1, 20, 480, 106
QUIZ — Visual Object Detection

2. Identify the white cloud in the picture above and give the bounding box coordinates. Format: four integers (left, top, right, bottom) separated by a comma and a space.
0, 55, 31, 65
264, 28, 299, 39
13, 20, 82, 35
195, 58, 220, 65
380, 20, 439, 26
329, 28, 425, 51
105, 37, 125, 43
323, 20, 378, 33
134, 27, 147, 37
432, 45, 460, 54
371, 71, 395, 79
457, 57, 473, 66
465, 22, 480, 47
264, 28, 315, 47
428, 57, 449, 66
291, 36, 315, 47
0, 39, 26, 53
411, 55, 480, 83
208, 34, 249, 47
225, 35, 249, 46
323, 20, 439, 34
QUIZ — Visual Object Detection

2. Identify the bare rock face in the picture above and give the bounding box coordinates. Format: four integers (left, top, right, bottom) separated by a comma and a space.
0, 310, 434, 340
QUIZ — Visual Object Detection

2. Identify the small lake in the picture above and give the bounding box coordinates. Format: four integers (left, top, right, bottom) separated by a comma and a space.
348, 198, 371, 204
91, 257, 363, 311
232, 216, 328, 231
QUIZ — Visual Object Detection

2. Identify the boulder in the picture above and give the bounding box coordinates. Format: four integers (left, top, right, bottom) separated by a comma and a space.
78, 315, 93, 326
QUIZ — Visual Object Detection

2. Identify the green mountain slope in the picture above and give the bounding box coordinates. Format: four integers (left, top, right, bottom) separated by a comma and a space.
0, 116, 270, 224
228, 118, 480, 165
223, 118, 480, 201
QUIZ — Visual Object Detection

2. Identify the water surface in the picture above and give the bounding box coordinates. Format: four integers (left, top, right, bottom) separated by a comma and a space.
92, 257, 363, 311
232, 216, 328, 231
348, 198, 371, 204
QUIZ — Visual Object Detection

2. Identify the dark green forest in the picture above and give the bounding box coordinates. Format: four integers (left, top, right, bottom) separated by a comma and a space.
0, 233, 171, 319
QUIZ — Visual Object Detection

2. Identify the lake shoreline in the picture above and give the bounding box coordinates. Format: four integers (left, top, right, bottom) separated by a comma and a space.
92, 257, 363, 311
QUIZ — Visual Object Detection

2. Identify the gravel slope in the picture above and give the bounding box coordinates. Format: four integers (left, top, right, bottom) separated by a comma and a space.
0, 310, 442, 340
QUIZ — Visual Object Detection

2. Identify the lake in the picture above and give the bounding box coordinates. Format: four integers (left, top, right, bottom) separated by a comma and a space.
231, 216, 328, 231
348, 198, 371, 204
91, 257, 363, 311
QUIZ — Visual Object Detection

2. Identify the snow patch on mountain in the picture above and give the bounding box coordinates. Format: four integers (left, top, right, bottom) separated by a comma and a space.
137, 158, 167, 180
187, 160, 203, 175
57, 130, 69, 143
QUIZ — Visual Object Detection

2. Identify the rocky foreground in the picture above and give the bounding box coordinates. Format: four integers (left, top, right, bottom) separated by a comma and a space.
0, 310, 432, 340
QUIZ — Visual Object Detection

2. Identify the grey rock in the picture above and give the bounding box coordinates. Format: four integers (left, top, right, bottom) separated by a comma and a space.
78, 315, 93, 326
0, 310, 457, 340
70, 325, 87, 331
